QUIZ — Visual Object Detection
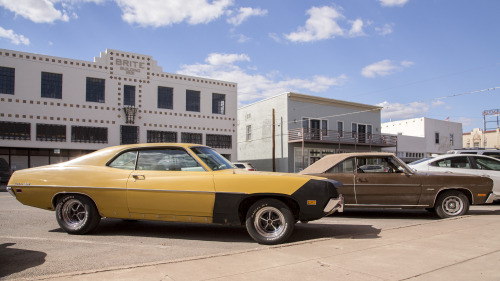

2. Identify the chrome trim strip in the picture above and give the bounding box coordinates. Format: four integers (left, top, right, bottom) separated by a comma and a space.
354, 184, 421, 187
345, 204, 430, 207
8, 184, 247, 195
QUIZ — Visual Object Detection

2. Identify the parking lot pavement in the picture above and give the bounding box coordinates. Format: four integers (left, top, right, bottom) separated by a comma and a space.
40, 206, 500, 281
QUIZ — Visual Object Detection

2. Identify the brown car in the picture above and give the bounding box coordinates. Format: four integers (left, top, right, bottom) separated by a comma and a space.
300, 152, 494, 218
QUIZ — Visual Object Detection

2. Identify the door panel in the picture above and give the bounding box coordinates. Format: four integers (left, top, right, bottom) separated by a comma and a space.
126, 170, 215, 216
354, 173, 422, 205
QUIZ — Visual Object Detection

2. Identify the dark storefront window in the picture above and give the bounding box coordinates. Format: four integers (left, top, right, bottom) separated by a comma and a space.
121, 125, 139, 144
212, 93, 225, 114
37, 124, 66, 142
186, 90, 200, 112
206, 134, 232, 149
147, 130, 177, 143
41, 72, 62, 99
86, 77, 105, 103
181, 132, 202, 144
0, 66, 15, 95
71, 126, 108, 143
0, 121, 30, 140
158, 86, 173, 109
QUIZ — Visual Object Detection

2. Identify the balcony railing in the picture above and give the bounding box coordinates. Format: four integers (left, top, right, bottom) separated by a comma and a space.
288, 128, 397, 147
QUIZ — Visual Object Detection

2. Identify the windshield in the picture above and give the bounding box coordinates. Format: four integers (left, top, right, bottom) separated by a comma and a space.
190, 146, 235, 171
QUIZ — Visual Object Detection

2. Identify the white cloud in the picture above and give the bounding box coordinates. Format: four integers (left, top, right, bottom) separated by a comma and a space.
178, 53, 347, 104
348, 18, 365, 37
227, 7, 267, 26
0, 0, 70, 23
116, 0, 233, 27
361, 59, 414, 78
375, 23, 394, 35
378, 0, 409, 7
285, 6, 345, 42
377, 101, 428, 120
0, 26, 30, 45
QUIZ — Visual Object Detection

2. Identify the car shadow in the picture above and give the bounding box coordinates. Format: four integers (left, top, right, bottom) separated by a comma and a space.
49, 219, 381, 244
333, 208, 439, 220
0, 243, 47, 278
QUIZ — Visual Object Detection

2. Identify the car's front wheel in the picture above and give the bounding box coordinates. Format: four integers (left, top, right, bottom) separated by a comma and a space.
245, 199, 294, 245
56, 194, 101, 234
434, 191, 469, 219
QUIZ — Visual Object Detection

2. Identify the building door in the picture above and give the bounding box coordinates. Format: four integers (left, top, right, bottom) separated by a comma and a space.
358, 124, 366, 143
310, 119, 320, 140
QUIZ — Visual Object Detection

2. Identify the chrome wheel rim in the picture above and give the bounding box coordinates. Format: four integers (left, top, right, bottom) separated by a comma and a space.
62, 199, 87, 229
442, 196, 464, 216
254, 206, 286, 239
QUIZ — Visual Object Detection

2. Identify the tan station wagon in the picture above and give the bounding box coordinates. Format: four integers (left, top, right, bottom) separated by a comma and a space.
300, 152, 494, 218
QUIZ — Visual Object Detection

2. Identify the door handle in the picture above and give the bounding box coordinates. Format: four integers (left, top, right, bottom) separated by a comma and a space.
132, 174, 145, 181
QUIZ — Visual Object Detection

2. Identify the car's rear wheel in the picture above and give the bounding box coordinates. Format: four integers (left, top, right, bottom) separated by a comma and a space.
245, 199, 294, 245
56, 194, 100, 234
434, 191, 469, 219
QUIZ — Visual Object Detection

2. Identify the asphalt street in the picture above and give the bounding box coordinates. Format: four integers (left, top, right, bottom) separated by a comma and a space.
1, 189, 500, 280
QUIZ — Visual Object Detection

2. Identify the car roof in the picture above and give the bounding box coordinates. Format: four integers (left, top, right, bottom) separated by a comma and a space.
64, 143, 209, 166
301, 152, 396, 174
427, 153, 500, 161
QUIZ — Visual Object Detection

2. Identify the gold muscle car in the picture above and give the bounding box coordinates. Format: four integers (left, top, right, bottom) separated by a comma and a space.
6, 143, 343, 244
300, 152, 494, 218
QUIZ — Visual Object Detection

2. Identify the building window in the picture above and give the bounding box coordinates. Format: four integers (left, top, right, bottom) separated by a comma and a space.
435, 132, 440, 144
186, 90, 200, 112
147, 130, 177, 143
158, 86, 173, 109
0, 121, 30, 140
352, 123, 358, 138
212, 93, 225, 114
206, 134, 232, 149
124, 85, 135, 106
37, 124, 66, 142
121, 125, 139, 144
337, 121, 343, 137
246, 125, 252, 141
181, 132, 202, 144
367, 125, 372, 138
0, 66, 15, 95
86, 77, 105, 103
72, 126, 108, 143
450, 134, 454, 146
41, 72, 62, 99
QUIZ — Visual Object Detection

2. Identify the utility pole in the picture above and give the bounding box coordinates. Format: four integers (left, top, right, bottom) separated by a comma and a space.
272, 109, 276, 172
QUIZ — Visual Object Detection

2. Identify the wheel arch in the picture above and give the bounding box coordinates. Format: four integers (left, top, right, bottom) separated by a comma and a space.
52, 192, 100, 213
434, 187, 473, 206
238, 194, 300, 224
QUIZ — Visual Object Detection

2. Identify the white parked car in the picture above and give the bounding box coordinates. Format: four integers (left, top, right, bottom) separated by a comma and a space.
233, 162, 256, 171
409, 154, 500, 200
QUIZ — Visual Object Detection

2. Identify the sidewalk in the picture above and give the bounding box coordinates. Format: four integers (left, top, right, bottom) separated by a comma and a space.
34, 210, 500, 281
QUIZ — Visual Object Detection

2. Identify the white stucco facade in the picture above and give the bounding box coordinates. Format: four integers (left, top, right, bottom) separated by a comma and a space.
381, 117, 463, 161
0, 48, 237, 170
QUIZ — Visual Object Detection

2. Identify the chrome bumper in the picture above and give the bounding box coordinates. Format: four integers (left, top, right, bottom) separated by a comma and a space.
485, 192, 498, 204
324, 195, 344, 215
6, 186, 16, 198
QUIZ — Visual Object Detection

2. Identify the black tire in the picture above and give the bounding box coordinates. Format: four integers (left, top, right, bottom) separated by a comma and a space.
55, 194, 101, 234
245, 199, 295, 245
434, 190, 469, 219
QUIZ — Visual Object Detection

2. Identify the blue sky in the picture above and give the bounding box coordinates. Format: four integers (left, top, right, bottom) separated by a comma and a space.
0, 0, 499, 133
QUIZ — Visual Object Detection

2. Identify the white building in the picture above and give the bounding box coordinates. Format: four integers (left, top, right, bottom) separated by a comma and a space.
381, 117, 462, 162
0, 48, 237, 171
237, 92, 397, 173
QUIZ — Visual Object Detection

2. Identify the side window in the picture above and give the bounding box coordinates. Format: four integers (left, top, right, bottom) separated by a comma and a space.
136, 149, 204, 171
326, 158, 355, 173
356, 156, 404, 173
108, 151, 137, 170
435, 157, 470, 169
474, 157, 500, 171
